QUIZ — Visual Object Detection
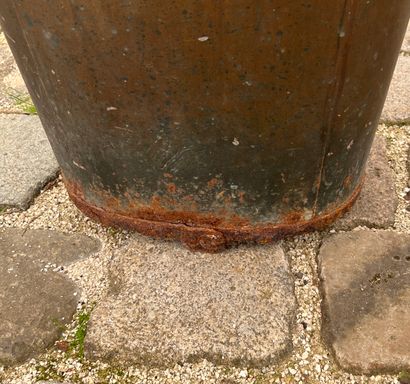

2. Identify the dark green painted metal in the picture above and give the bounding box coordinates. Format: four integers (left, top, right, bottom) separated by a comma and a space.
1, 1, 409, 250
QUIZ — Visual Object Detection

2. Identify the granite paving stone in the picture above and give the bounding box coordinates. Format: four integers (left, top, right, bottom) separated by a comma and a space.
0, 114, 59, 209
333, 135, 398, 230
319, 230, 410, 374
0, 228, 101, 366
381, 54, 410, 123
400, 22, 410, 53
0, 32, 28, 112
85, 237, 296, 367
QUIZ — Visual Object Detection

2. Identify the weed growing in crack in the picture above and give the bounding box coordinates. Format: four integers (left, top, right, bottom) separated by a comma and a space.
399, 371, 410, 384
69, 307, 92, 359
7, 88, 37, 115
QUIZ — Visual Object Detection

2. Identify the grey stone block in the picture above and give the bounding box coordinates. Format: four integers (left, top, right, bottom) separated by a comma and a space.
0, 114, 59, 209
0, 228, 101, 366
0, 32, 28, 112
401, 22, 410, 53
85, 237, 296, 367
319, 230, 410, 374
333, 135, 398, 230
381, 54, 410, 123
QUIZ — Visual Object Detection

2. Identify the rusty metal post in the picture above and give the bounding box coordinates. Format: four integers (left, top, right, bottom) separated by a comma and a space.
1, 1, 409, 251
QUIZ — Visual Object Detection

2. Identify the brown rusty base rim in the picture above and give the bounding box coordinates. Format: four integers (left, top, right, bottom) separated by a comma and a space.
65, 181, 363, 253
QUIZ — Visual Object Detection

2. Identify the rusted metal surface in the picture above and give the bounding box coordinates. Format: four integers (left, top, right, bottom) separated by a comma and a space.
0, 1, 409, 251
65, 176, 363, 252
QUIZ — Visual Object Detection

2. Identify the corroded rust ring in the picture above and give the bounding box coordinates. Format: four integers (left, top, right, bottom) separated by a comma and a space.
65, 177, 363, 252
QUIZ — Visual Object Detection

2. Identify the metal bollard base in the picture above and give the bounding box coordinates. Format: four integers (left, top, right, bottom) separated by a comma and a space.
65, 177, 363, 253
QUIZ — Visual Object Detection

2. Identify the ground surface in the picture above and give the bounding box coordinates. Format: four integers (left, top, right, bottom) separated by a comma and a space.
0, 22, 409, 384
0, 114, 59, 209
86, 241, 296, 368
319, 230, 410, 374
0, 229, 101, 366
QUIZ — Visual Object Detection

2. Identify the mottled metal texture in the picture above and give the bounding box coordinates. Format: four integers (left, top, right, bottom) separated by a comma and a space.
1, 1, 409, 251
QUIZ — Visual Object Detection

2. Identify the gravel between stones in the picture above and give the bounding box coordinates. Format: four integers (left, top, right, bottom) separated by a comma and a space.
381, 54, 410, 124
0, 125, 408, 384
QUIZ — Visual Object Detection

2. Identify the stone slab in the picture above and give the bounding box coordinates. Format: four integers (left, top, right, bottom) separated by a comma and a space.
0, 32, 28, 112
85, 237, 296, 367
381, 54, 410, 123
0, 228, 101, 366
333, 135, 398, 230
0, 114, 59, 209
401, 22, 410, 53
319, 230, 410, 374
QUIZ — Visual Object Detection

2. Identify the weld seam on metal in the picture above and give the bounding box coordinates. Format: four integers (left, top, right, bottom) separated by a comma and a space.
313, 0, 358, 215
